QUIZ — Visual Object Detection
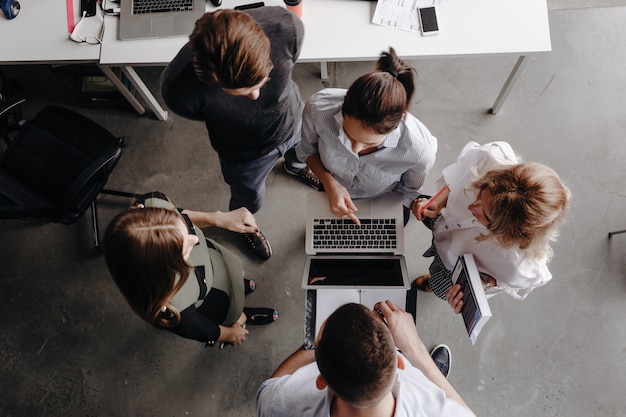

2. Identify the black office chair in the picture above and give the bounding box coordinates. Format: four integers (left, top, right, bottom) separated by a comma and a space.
0, 101, 135, 247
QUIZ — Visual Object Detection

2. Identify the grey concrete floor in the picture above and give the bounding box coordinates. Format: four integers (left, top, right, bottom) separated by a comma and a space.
1, 5, 626, 417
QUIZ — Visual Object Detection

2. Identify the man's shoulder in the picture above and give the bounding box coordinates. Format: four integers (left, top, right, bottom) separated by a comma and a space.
247, 6, 303, 36
259, 362, 319, 393
257, 363, 328, 417
246, 5, 293, 20
160, 43, 195, 91
395, 367, 474, 417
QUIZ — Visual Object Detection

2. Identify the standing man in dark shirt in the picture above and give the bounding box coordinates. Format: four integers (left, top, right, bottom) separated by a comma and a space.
161, 7, 319, 260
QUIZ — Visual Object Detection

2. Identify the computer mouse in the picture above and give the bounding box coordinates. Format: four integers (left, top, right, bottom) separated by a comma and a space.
209, 0, 222, 7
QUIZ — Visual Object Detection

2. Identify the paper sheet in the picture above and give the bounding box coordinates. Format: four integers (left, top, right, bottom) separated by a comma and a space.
314, 288, 407, 338
372, 0, 444, 33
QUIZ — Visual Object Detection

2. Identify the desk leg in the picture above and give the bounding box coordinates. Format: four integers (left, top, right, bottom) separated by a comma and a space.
97, 64, 146, 116
320, 61, 328, 80
490, 55, 528, 115
98, 64, 169, 121
119, 66, 169, 121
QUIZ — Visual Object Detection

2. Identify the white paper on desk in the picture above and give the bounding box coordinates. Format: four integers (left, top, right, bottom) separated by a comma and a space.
359, 289, 406, 312
315, 289, 360, 338
372, 0, 444, 33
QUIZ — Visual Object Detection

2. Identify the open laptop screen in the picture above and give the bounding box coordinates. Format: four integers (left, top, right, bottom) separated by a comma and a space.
302, 255, 408, 289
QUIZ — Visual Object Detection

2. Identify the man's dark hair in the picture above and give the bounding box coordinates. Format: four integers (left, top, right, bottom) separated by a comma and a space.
189, 10, 273, 89
315, 303, 397, 406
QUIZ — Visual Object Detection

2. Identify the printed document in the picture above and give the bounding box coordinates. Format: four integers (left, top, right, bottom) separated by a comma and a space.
372, 0, 444, 33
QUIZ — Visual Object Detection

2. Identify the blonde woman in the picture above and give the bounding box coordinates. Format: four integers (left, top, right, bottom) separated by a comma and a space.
412, 142, 570, 305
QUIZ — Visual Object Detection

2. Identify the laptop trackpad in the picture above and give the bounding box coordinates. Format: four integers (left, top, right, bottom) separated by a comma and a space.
151, 16, 174, 34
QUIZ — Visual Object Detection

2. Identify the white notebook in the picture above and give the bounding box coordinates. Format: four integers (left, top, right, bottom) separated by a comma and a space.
313, 288, 407, 339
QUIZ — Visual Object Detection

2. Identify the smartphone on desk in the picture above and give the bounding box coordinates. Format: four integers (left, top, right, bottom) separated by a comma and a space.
418, 6, 439, 36
234, 2, 265, 10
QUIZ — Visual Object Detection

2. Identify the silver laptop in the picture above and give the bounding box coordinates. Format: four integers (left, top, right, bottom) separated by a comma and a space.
304, 190, 405, 256
301, 191, 412, 342
119, 0, 205, 41
302, 191, 410, 290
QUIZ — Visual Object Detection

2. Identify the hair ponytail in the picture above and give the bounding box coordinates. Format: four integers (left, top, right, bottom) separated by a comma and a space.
377, 47, 416, 103
343, 48, 417, 134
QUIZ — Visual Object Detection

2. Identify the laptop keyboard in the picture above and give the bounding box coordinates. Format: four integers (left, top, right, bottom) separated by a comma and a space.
312, 218, 397, 250
132, 0, 194, 14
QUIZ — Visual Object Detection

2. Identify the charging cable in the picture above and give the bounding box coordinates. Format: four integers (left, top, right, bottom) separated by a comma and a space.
102, 0, 120, 15
69, 6, 104, 44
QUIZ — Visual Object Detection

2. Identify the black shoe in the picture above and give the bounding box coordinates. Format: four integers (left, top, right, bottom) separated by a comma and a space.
284, 164, 321, 190
243, 307, 279, 325
242, 231, 272, 260
430, 344, 451, 378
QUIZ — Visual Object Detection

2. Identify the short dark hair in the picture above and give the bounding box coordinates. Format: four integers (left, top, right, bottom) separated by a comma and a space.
342, 48, 416, 134
315, 303, 397, 406
189, 10, 273, 89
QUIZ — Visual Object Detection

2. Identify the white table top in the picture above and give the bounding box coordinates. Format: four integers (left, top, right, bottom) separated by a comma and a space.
99, 0, 551, 66
0, 0, 101, 64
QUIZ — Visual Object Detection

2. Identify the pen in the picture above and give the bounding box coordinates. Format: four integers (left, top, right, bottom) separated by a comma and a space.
376, 307, 387, 324
419, 186, 448, 215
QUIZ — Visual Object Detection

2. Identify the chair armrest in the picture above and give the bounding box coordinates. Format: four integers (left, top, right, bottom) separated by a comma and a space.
0, 98, 26, 120
61, 136, 127, 209
61, 147, 123, 210
1, 98, 26, 146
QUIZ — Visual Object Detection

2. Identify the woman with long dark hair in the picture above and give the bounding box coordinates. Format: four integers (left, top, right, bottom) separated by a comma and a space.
104, 193, 277, 348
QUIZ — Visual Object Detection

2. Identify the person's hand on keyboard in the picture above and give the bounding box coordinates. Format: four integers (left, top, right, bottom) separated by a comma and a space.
325, 183, 361, 225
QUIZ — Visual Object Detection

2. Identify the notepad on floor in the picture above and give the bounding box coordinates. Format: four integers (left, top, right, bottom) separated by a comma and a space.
452, 254, 492, 344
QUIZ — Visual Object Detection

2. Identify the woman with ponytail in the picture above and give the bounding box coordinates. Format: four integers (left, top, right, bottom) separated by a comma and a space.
296, 48, 437, 225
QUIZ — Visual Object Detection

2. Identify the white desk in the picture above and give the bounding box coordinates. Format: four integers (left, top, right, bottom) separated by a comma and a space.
99, 0, 551, 120
101, 0, 550, 63
3, 0, 550, 119
0, 0, 101, 64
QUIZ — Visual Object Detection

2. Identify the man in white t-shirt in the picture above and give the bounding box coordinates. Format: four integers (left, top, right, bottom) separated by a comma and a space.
256, 301, 475, 417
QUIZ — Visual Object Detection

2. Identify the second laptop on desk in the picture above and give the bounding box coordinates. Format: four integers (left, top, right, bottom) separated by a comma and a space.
119, 0, 205, 40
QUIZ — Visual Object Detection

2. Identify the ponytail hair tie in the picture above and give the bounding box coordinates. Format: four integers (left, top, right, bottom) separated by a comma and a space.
386, 68, 398, 78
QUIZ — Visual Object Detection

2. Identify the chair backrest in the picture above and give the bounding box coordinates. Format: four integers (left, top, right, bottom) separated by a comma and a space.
0, 105, 126, 224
